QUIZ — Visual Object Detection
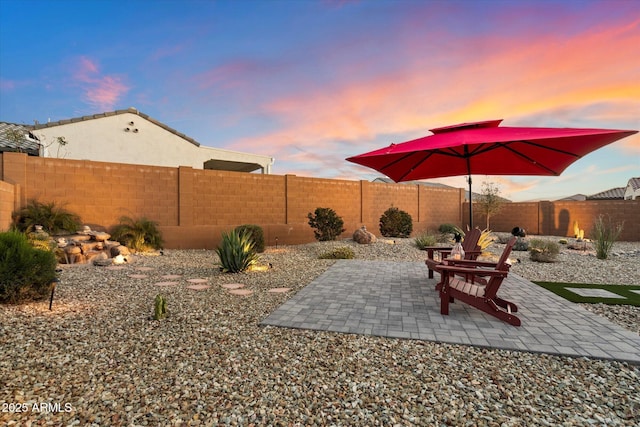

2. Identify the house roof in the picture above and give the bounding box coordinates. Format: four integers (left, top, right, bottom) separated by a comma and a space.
0, 122, 41, 155
628, 177, 640, 191
30, 107, 200, 147
587, 187, 626, 200
371, 177, 511, 202
556, 194, 587, 201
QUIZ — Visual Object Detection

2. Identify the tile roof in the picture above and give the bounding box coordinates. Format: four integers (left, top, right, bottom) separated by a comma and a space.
0, 122, 41, 155
628, 177, 640, 191
587, 187, 626, 200
30, 107, 200, 147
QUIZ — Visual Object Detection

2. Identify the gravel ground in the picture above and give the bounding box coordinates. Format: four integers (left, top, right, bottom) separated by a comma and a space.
1, 236, 639, 426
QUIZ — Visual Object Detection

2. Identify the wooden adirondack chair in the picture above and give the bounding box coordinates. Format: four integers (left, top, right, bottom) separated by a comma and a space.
436, 236, 520, 326
424, 228, 482, 279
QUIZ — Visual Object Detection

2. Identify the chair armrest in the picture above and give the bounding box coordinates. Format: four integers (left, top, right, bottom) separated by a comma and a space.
442, 259, 503, 268
437, 265, 508, 278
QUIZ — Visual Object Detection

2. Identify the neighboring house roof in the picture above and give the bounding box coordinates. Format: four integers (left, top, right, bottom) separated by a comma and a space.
556, 194, 587, 201
31, 107, 201, 147
371, 177, 511, 202
587, 187, 626, 200
0, 122, 41, 155
628, 177, 640, 191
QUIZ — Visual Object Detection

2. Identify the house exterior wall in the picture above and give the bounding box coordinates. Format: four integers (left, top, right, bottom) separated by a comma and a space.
624, 184, 639, 200
1, 153, 638, 247
33, 112, 274, 172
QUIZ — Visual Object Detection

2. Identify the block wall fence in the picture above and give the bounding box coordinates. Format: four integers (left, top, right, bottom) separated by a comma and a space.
1, 152, 638, 248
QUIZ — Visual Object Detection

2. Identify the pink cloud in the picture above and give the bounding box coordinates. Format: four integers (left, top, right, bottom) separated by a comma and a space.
0, 78, 16, 91
227, 10, 638, 168
71, 56, 129, 111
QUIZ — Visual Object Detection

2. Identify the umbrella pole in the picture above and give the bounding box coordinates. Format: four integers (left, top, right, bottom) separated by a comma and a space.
467, 175, 473, 229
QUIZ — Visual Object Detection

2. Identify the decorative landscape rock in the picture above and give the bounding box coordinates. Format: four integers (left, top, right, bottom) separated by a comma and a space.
353, 226, 377, 244
43, 224, 135, 266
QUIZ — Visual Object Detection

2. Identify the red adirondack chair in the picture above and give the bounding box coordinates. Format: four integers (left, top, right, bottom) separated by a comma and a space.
436, 236, 520, 326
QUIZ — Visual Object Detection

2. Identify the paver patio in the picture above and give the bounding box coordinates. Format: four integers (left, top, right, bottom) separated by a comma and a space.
261, 260, 640, 364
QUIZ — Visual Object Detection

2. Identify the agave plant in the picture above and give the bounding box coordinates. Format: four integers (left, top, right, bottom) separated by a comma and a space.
216, 229, 259, 273
110, 216, 164, 252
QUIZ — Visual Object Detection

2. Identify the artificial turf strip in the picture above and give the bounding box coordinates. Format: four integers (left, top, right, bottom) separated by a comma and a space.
533, 282, 640, 306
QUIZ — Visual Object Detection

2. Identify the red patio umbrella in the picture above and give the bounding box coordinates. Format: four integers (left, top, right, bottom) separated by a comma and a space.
346, 119, 637, 227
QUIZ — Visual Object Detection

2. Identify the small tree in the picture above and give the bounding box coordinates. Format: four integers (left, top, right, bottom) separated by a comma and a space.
478, 181, 505, 229
307, 208, 345, 241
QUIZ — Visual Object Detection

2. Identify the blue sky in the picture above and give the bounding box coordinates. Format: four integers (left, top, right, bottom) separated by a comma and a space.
1, 0, 638, 201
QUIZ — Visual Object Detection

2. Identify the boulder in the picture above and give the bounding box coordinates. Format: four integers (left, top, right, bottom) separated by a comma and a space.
110, 245, 131, 257
353, 226, 377, 244
91, 231, 111, 242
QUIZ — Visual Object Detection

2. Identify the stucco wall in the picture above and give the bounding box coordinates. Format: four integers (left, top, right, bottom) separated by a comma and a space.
33, 112, 273, 171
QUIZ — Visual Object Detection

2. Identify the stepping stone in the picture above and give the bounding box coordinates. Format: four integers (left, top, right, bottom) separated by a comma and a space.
186, 284, 211, 291
154, 281, 180, 287
128, 274, 149, 279
565, 288, 624, 298
228, 289, 253, 296
268, 287, 291, 293
136, 267, 154, 271
161, 274, 182, 279
222, 283, 245, 289
187, 278, 208, 284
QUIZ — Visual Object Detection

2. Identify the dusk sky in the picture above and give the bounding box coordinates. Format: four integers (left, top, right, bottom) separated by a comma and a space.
1, 0, 638, 201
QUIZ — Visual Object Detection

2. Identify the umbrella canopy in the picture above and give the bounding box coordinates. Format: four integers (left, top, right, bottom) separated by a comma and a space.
346, 119, 637, 226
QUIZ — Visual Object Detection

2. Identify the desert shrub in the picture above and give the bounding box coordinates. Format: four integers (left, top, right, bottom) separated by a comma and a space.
414, 232, 438, 250
528, 239, 560, 263
26, 228, 56, 252
319, 246, 355, 259
0, 231, 57, 304
216, 229, 259, 273
307, 208, 345, 241
438, 223, 462, 235
476, 228, 494, 251
592, 215, 623, 260
379, 207, 413, 238
110, 216, 164, 252
12, 200, 81, 235
513, 237, 529, 251
235, 224, 265, 253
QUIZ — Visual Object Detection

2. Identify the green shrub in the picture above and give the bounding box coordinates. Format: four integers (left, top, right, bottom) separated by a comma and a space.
234, 224, 265, 253
379, 207, 413, 238
0, 231, 57, 304
307, 208, 345, 241
110, 216, 164, 252
558, 239, 568, 245
12, 200, 81, 235
438, 223, 463, 236
319, 246, 355, 259
414, 232, 438, 250
529, 239, 560, 263
592, 215, 623, 260
216, 229, 259, 273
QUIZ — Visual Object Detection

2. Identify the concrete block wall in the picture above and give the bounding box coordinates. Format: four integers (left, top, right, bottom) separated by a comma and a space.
0, 180, 16, 230
1, 153, 637, 247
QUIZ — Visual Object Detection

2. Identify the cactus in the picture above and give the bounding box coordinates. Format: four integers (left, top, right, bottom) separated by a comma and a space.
154, 294, 167, 320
